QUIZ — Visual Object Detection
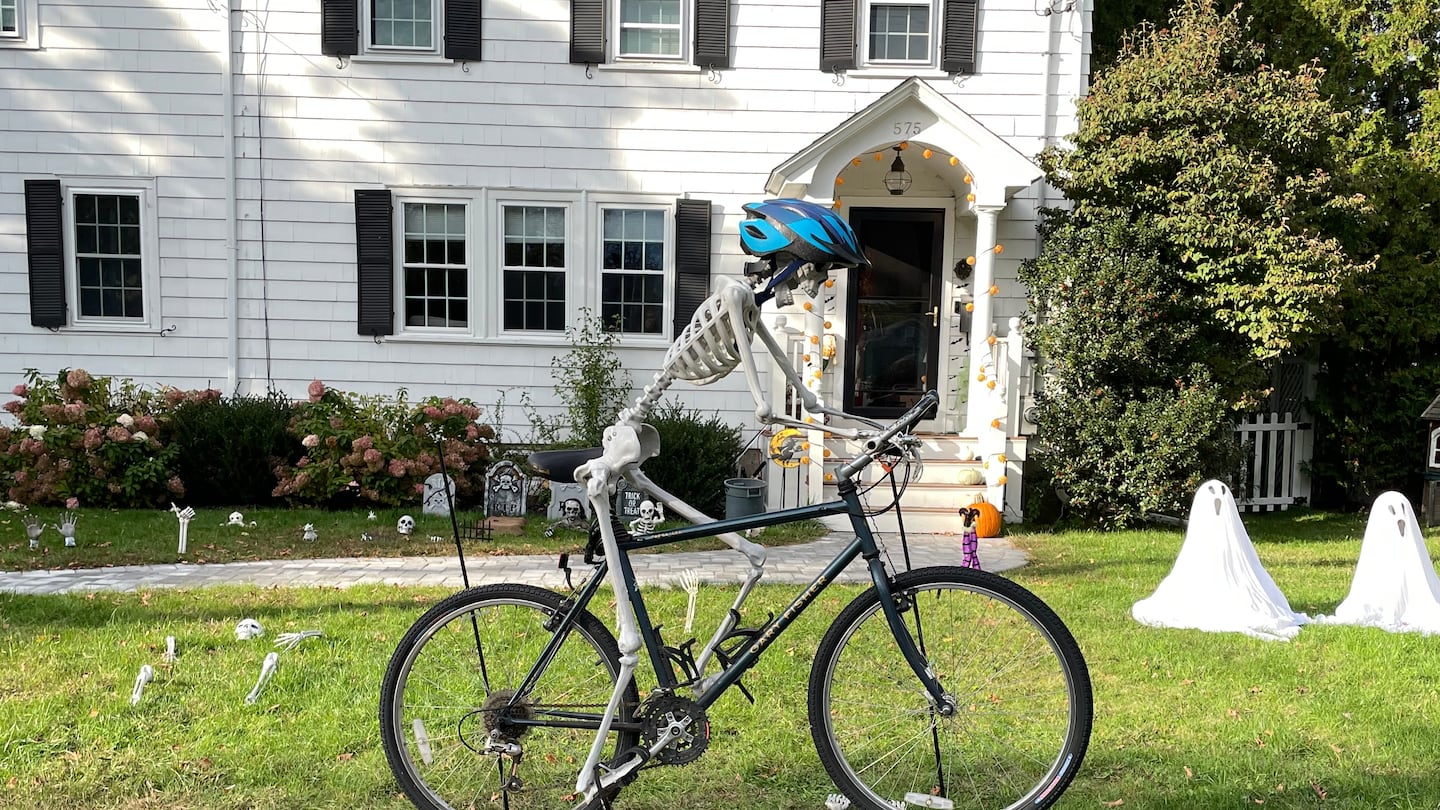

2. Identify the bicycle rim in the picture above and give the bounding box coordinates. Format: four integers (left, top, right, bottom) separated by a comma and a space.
811, 568, 1091, 810
382, 586, 638, 810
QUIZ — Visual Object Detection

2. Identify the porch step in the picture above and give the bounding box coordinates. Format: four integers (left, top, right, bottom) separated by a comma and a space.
819, 506, 973, 534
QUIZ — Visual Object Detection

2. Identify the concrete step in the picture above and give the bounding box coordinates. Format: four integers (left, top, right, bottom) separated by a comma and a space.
820, 506, 974, 534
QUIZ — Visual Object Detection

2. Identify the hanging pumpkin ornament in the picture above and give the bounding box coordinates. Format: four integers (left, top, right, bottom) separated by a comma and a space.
966, 255, 976, 266
987, 380, 997, 390
832, 200, 843, 209
990, 418, 1002, 429
965, 302, 975, 312
988, 284, 999, 295
987, 335, 997, 346
966, 193, 976, 202
997, 475, 1009, 485
825, 278, 835, 288
993, 244, 1004, 255
922, 148, 933, 159
874, 152, 884, 161
949, 156, 960, 166
852, 157, 862, 167
963, 173, 974, 184
802, 301, 813, 311
899, 141, 909, 150
977, 372, 986, 381
835, 176, 845, 186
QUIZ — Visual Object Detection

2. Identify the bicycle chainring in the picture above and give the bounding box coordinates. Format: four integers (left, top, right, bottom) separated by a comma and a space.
639, 694, 710, 765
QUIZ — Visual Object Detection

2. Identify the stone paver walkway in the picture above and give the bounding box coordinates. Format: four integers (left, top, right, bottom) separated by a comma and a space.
0, 534, 1025, 595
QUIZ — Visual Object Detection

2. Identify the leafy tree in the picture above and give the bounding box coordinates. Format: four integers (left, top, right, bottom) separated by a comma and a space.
1023, 0, 1367, 523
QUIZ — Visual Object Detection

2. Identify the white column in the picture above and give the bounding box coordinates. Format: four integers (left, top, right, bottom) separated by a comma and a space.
964, 205, 1004, 434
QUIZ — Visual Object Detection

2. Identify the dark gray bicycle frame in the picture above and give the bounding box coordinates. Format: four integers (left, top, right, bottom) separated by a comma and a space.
505, 478, 948, 732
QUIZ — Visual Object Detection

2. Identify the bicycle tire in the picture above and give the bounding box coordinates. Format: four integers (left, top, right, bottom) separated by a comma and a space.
808, 566, 1091, 810
380, 584, 641, 810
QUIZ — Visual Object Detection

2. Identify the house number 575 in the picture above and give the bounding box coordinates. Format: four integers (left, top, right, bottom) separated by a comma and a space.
893, 121, 923, 136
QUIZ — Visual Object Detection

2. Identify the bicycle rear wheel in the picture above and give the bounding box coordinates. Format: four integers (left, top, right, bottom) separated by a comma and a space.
380, 584, 641, 810
809, 566, 1091, 810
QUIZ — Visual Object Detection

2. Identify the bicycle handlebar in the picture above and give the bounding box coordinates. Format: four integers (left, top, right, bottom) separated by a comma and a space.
835, 390, 939, 481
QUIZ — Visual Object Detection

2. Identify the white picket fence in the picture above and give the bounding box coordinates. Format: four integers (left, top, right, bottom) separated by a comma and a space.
1234, 412, 1313, 511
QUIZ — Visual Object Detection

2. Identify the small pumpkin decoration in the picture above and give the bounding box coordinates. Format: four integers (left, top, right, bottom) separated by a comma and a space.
973, 501, 1002, 538
956, 468, 984, 486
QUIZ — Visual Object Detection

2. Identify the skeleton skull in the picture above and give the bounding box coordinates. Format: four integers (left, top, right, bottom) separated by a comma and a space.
397, 515, 416, 536
227, 511, 245, 527
563, 499, 585, 521
639, 500, 657, 520
235, 618, 264, 640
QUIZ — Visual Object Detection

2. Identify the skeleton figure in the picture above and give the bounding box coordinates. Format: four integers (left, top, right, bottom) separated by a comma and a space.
226, 511, 245, 527
54, 511, 78, 548
302, 523, 317, 542
543, 498, 590, 537
366, 511, 377, 521
22, 513, 43, 550
397, 515, 415, 536
170, 502, 196, 554
628, 500, 663, 534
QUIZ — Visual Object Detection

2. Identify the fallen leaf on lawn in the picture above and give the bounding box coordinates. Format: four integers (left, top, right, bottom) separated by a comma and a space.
88, 708, 99, 718
1181, 678, 1194, 685
1183, 766, 1193, 780
1248, 685, 1262, 694
1253, 737, 1266, 748
1103, 799, 1124, 807
337, 752, 354, 761
1330, 743, 1342, 756
1311, 782, 1327, 800
1227, 708, 1240, 719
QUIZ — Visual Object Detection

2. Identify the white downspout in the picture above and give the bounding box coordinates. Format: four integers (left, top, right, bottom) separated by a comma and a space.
222, 1, 239, 394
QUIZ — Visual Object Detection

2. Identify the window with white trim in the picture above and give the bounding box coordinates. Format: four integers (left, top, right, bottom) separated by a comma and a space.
368, 0, 439, 52
616, 0, 686, 60
862, 0, 936, 65
0, 0, 38, 47
1, 0, 18, 36
502, 204, 568, 332
1431, 427, 1440, 468
72, 192, 146, 320
401, 201, 468, 329
600, 207, 667, 335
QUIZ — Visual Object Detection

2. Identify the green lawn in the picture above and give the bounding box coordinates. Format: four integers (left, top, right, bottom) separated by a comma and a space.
2, 511, 1440, 808
0, 506, 828, 572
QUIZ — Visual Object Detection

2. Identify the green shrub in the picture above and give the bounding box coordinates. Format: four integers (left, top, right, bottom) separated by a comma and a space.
643, 401, 743, 518
168, 393, 299, 507
550, 310, 634, 447
0, 368, 189, 507
271, 381, 495, 507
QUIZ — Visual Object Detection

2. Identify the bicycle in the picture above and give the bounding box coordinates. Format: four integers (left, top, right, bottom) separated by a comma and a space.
380, 199, 1092, 810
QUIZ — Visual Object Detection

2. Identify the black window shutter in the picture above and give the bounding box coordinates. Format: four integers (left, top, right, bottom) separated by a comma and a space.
673, 199, 712, 338
820, 0, 856, 72
321, 0, 359, 57
942, 0, 978, 75
24, 179, 66, 329
693, 0, 730, 69
444, 0, 482, 61
354, 189, 394, 337
570, 0, 604, 64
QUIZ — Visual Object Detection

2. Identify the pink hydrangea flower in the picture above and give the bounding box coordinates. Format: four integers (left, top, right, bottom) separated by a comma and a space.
353, 435, 374, 451
136, 415, 157, 433
11, 383, 27, 397
363, 448, 382, 464
302, 434, 320, 448
65, 369, 93, 389
65, 497, 79, 509
388, 459, 406, 477
424, 406, 444, 419
64, 403, 85, 422
82, 428, 103, 451
307, 380, 326, 402
107, 426, 131, 443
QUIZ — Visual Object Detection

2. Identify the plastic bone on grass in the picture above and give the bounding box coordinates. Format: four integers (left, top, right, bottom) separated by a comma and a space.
245, 652, 279, 705
53, 511, 78, 548
680, 569, 701, 635
130, 664, 155, 706
274, 630, 324, 652
169, 502, 196, 554
163, 636, 177, 664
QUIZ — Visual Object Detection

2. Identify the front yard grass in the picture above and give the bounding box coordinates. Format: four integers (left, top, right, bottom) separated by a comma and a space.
2, 510, 1439, 808
0, 506, 829, 572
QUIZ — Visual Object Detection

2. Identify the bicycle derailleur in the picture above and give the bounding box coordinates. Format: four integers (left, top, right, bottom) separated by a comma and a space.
638, 693, 711, 766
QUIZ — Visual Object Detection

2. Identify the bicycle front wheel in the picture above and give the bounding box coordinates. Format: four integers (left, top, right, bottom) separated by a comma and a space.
380, 584, 641, 810
809, 566, 1091, 810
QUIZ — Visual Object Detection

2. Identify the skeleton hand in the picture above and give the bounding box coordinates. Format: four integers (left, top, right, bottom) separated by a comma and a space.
22, 514, 43, 550
54, 511, 78, 547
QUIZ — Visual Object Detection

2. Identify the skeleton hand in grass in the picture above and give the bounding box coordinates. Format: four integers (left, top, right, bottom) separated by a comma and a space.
22, 514, 43, 550
54, 511, 78, 548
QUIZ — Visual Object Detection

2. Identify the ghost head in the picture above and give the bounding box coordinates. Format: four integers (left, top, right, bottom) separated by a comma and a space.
397, 515, 415, 536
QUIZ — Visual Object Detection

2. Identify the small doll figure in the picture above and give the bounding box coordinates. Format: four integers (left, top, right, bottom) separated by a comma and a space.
958, 506, 982, 570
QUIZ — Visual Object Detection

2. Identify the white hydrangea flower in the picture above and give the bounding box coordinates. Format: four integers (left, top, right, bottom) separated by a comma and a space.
116, 414, 135, 428
132, 431, 149, 442
27, 425, 46, 439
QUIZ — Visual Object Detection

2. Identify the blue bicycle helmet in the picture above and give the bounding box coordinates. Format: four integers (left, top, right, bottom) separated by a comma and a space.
738, 199, 869, 269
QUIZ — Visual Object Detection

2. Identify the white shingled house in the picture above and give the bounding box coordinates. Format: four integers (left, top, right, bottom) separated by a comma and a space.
1, 0, 1093, 528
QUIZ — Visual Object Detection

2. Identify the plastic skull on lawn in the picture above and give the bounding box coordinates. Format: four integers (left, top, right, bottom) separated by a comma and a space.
235, 618, 264, 640
397, 515, 415, 536
227, 511, 245, 527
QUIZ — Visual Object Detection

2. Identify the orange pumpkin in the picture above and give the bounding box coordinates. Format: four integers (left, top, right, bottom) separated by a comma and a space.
973, 501, 1002, 538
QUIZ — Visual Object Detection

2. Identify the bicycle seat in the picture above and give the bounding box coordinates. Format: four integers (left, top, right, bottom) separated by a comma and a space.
526, 447, 604, 484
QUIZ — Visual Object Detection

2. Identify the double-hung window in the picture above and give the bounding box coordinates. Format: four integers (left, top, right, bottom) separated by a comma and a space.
616, 0, 685, 61
401, 201, 467, 329
501, 205, 568, 332
370, 0, 436, 51
21, 178, 158, 329
600, 207, 667, 335
0, 0, 39, 47
863, 0, 933, 64
1, 0, 18, 37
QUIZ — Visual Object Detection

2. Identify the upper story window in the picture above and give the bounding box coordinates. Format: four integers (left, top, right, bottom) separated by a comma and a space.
864, 0, 933, 64
502, 205, 568, 332
820, 0, 977, 75
1431, 427, 1440, 468
570, 0, 731, 70
370, 0, 437, 51
1, 0, 18, 37
0, 0, 39, 47
617, 0, 685, 60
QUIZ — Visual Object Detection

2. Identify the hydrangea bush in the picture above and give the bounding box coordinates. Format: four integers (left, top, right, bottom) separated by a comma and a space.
270, 381, 494, 506
0, 368, 194, 507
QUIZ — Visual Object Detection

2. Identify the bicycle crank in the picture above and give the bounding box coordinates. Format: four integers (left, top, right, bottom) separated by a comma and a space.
638, 694, 711, 765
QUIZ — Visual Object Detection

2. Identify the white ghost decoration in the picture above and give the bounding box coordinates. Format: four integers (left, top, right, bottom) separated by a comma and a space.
1132, 480, 1307, 641
1315, 491, 1440, 634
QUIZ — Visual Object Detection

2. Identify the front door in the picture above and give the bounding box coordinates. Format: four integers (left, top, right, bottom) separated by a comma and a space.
844, 208, 944, 419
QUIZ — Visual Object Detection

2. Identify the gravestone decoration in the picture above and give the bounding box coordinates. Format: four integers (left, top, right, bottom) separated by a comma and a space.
546, 483, 588, 521
422, 473, 457, 518
614, 478, 644, 520
485, 461, 526, 518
